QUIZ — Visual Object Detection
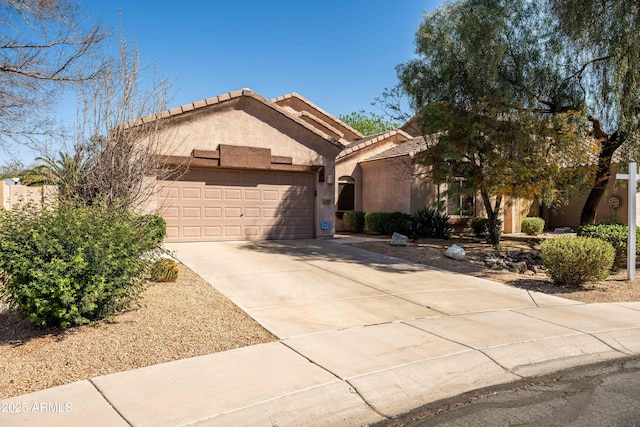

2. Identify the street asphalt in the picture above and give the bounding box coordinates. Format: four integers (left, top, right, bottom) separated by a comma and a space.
375, 356, 640, 427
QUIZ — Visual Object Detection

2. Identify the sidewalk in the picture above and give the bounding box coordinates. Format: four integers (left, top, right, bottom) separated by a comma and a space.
2, 239, 640, 426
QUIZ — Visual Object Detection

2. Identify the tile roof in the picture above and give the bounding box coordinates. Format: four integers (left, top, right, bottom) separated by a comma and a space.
361, 134, 439, 162
271, 92, 364, 141
124, 88, 344, 151
336, 129, 413, 160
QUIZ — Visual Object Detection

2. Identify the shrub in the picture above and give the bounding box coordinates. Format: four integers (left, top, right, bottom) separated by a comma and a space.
521, 217, 545, 236
0, 202, 160, 328
470, 217, 489, 237
139, 214, 167, 246
412, 208, 451, 239
469, 217, 502, 241
541, 236, 615, 286
578, 223, 640, 269
365, 212, 388, 233
149, 257, 180, 282
343, 210, 365, 233
382, 212, 414, 236
364, 211, 413, 235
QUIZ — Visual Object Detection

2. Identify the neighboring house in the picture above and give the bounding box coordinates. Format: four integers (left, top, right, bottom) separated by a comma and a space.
536, 165, 631, 230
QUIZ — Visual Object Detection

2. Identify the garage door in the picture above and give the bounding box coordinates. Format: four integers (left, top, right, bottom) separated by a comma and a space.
158, 168, 315, 242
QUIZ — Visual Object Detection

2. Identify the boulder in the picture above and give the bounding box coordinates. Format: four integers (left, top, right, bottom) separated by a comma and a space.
390, 232, 408, 246
511, 261, 529, 274
445, 244, 466, 261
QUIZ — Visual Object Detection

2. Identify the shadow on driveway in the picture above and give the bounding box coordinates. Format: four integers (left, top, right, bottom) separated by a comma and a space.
237, 239, 453, 276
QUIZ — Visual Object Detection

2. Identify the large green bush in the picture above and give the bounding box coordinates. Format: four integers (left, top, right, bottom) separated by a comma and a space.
364, 212, 388, 233
382, 212, 414, 235
364, 211, 413, 235
412, 208, 451, 239
343, 210, 365, 233
521, 217, 545, 235
140, 214, 167, 246
578, 223, 640, 269
0, 202, 161, 328
541, 236, 615, 287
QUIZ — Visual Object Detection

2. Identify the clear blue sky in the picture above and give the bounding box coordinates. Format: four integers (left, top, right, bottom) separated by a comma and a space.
10, 1, 445, 163
90, 0, 442, 116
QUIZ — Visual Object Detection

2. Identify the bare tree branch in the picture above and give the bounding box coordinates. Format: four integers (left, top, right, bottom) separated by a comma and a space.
0, 0, 108, 150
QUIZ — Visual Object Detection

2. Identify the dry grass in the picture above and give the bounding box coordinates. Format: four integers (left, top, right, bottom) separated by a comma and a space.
349, 234, 640, 304
0, 266, 275, 400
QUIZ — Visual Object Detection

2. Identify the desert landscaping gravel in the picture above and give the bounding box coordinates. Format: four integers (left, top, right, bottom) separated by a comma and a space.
0, 266, 275, 400
350, 235, 640, 304
2, 234, 638, 400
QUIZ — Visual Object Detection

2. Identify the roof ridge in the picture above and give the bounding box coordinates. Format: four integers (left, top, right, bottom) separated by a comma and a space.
124, 89, 344, 150
336, 129, 411, 160
272, 92, 364, 140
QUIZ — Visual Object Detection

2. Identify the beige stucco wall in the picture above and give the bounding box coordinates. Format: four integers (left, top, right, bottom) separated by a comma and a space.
334, 140, 405, 214
1, 183, 57, 210
360, 157, 413, 213
547, 168, 628, 228
357, 157, 440, 216
410, 163, 440, 213
141, 96, 340, 237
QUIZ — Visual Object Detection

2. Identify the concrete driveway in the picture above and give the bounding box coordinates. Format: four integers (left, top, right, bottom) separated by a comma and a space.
3, 239, 640, 427
167, 239, 580, 339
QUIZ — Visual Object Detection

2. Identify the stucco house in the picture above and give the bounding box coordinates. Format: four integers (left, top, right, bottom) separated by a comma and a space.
131, 88, 633, 242
138, 89, 362, 242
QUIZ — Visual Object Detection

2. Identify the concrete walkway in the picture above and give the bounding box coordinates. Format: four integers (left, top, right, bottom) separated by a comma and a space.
2, 239, 640, 426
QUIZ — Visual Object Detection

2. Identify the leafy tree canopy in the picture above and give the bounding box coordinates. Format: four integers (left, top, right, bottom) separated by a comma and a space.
338, 111, 399, 136
397, 0, 592, 244
551, 0, 640, 223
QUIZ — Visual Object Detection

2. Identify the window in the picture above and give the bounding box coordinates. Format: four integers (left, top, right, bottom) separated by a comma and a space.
444, 179, 474, 216
337, 176, 355, 218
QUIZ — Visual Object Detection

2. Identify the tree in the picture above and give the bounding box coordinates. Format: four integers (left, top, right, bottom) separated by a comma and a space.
338, 111, 399, 136
35, 33, 181, 211
32, 151, 86, 197
397, 0, 592, 245
0, 161, 27, 180
550, 1, 640, 224
0, 0, 107, 149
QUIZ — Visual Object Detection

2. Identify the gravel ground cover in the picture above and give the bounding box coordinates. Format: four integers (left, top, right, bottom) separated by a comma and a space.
2, 234, 638, 400
0, 266, 275, 400
349, 234, 640, 304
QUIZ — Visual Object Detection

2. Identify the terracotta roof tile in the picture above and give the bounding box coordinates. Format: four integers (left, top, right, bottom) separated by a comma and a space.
336, 129, 412, 160
361, 134, 439, 162
272, 92, 364, 140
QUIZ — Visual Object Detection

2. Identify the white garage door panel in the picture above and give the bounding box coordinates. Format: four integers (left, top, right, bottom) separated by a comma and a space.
159, 168, 315, 242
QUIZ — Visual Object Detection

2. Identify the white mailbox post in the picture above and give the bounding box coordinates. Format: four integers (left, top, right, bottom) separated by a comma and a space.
616, 162, 639, 281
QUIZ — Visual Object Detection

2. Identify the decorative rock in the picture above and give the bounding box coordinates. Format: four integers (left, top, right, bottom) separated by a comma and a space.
390, 232, 408, 246
480, 249, 544, 275
445, 244, 466, 261
554, 227, 574, 233
511, 261, 529, 274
